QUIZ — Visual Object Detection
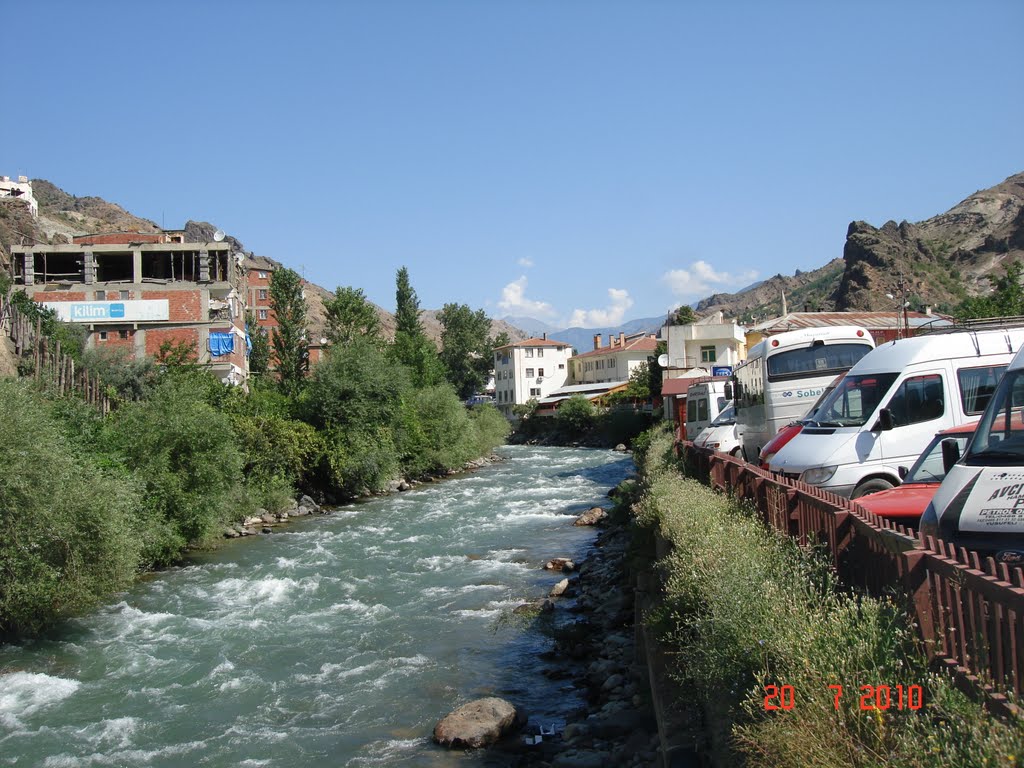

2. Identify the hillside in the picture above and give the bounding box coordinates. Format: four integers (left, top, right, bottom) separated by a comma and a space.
697, 171, 1024, 320
0, 179, 525, 347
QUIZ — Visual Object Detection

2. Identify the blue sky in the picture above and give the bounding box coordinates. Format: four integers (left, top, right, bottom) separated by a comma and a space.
4, 1, 1022, 328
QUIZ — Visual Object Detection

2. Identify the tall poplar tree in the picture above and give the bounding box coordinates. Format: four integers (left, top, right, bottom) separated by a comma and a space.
269, 267, 308, 393
324, 286, 382, 347
391, 266, 442, 386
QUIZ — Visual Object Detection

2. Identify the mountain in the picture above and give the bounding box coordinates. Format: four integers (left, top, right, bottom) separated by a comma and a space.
500, 315, 560, 335
0, 180, 528, 347
696, 171, 1024, 321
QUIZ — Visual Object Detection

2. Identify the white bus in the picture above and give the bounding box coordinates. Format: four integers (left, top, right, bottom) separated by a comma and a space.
729, 326, 875, 462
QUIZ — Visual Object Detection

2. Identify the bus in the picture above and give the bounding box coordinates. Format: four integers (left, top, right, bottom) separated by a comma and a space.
729, 326, 875, 462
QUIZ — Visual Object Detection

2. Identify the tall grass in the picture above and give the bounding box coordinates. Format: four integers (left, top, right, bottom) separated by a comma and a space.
636, 427, 1023, 768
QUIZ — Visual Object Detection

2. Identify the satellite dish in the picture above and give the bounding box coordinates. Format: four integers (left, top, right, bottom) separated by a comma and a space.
657, 353, 669, 367
213, 229, 226, 242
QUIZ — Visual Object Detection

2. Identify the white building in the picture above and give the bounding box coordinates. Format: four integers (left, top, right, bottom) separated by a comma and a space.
493, 336, 573, 417
571, 331, 659, 385
0, 175, 37, 216
660, 310, 746, 378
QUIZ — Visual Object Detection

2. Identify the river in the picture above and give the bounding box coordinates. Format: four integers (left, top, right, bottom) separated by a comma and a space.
0, 446, 633, 767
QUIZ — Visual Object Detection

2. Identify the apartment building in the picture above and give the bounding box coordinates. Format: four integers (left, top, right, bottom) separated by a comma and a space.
571, 331, 659, 385
241, 255, 327, 366
11, 232, 249, 385
660, 310, 746, 377
493, 336, 573, 417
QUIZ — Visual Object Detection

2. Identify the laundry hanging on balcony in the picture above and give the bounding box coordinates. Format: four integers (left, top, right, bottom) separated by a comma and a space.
209, 332, 235, 357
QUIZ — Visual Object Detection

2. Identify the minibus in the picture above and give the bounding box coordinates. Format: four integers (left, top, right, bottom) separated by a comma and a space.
685, 378, 731, 439
921, 344, 1024, 563
770, 327, 1023, 498
729, 326, 875, 462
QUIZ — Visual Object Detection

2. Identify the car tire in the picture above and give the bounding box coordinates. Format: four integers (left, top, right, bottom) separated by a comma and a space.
852, 478, 895, 499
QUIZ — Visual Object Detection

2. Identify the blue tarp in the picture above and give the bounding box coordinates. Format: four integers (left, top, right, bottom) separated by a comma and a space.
209, 332, 235, 357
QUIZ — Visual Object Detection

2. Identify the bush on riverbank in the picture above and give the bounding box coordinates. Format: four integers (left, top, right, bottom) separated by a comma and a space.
0, 380, 141, 638
512, 406, 656, 448
635, 427, 1023, 768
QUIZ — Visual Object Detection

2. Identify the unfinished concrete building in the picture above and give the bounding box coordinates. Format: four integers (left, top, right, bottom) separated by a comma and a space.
11, 233, 249, 384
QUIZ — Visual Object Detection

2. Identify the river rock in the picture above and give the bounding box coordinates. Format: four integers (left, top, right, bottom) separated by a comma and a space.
433, 697, 526, 748
260, 513, 276, 525
574, 507, 607, 526
614, 443, 627, 452
550, 578, 570, 597
243, 515, 262, 527
299, 494, 320, 512
544, 558, 576, 572
223, 528, 240, 538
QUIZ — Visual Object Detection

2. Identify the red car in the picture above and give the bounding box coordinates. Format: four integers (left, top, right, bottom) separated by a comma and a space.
759, 376, 843, 469
855, 420, 979, 525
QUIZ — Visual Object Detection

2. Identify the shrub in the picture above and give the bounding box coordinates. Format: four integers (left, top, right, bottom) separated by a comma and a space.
399, 384, 476, 475
556, 394, 596, 436
323, 425, 400, 497
0, 381, 141, 637
467, 402, 511, 457
108, 377, 243, 565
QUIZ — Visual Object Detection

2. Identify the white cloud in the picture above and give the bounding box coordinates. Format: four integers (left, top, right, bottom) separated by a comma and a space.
498, 276, 558, 319
516, 257, 534, 268
568, 288, 634, 328
662, 260, 758, 297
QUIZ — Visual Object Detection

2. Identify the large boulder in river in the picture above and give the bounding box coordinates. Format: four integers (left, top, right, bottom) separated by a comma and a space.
433, 697, 526, 748
574, 507, 608, 526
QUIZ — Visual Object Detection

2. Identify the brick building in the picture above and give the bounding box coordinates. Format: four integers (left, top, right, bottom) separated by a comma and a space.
242, 255, 327, 366
11, 232, 249, 385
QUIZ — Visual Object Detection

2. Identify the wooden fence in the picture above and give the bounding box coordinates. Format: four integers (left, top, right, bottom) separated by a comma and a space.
0, 293, 112, 413
681, 441, 1024, 718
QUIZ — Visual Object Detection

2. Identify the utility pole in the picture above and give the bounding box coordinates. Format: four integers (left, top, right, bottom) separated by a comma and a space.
886, 273, 911, 340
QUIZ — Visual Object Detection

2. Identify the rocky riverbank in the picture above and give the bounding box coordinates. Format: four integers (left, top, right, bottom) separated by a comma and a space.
223, 453, 506, 538
488, 484, 661, 767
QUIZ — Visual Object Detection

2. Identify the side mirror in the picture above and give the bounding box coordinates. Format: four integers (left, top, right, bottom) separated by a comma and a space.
724, 382, 733, 401
941, 438, 961, 473
898, 466, 909, 480
874, 408, 895, 432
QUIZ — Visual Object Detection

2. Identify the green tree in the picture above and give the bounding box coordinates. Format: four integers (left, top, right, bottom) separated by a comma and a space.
0, 381, 141, 638
438, 302, 493, 398
957, 260, 1024, 319
394, 266, 423, 336
648, 340, 666, 398
269, 267, 309, 393
109, 377, 244, 566
324, 286, 382, 347
672, 305, 697, 325
624, 361, 652, 401
246, 311, 271, 377
391, 266, 443, 386
557, 394, 596, 436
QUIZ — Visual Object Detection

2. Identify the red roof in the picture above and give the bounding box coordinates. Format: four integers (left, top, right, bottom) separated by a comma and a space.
575, 336, 659, 359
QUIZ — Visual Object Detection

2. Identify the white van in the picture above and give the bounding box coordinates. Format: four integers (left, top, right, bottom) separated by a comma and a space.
685, 378, 731, 439
921, 345, 1024, 563
692, 401, 740, 456
769, 327, 1023, 498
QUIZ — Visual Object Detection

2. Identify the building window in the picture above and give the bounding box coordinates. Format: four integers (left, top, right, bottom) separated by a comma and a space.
95, 290, 105, 300
98, 331, 108, 340
559, 363, 565, 370
526, 368, 534, 378
119, 290, 130, 300
118, 330, 129, 340
525, 348, 534, 358
538, 368, 544, 377
530, 388, 541, 397
608, 359, 616, 368
258, 309, 269, 320
258, 271, 267, 279
701, 345, 717, 363
259, 289, 268, 300
537, 349, 544, 357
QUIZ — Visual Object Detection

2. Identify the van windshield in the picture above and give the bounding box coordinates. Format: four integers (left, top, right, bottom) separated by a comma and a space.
964, 369, 1024, 464
810, 372, 899, 427
766, 342, 873, 382
710, 403, 735, 426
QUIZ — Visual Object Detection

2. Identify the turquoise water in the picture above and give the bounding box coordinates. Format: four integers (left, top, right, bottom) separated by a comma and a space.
0, 446, 633, 767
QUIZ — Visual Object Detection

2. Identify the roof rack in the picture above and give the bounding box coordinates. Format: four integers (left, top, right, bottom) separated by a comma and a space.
918, 316, 1024, 335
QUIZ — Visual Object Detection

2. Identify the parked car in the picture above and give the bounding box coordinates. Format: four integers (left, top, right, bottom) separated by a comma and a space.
692, 402, 740, 456
770, 327, 1021, 498
921, 345, 1024, 564
856, 420, 978, 526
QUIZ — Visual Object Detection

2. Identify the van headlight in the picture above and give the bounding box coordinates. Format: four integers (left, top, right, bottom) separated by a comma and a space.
801, 465, 837, 485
